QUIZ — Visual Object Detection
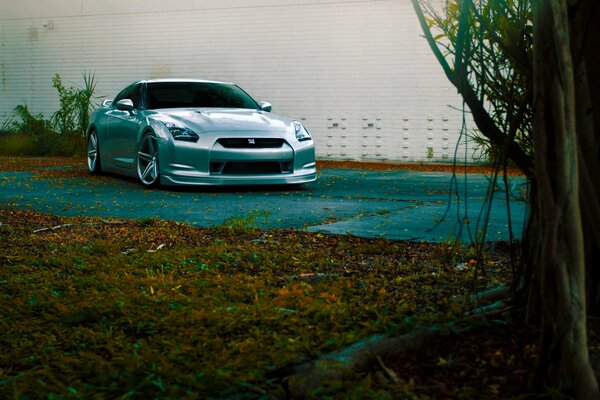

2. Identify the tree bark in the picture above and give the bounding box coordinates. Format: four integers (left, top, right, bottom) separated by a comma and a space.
411, 1, 599, 396
531, 1, 599, 398
572, 0, 600, 315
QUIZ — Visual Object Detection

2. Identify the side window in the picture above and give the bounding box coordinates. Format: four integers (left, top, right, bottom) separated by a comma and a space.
113, 84, 141, 108
129, 85, 142, 109
113, 86, 132, 104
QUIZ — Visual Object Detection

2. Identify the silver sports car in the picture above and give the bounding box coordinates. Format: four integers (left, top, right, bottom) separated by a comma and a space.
86, 79, 316, 186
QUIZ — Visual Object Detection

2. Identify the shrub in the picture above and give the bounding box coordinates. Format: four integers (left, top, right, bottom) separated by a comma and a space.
9, 104, 53, 137
0, 72, 97, 157
0, 105, 54, 156
51, 71, 98, 138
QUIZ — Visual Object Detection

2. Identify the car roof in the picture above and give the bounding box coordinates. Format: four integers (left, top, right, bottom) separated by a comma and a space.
137, 78, 234, 85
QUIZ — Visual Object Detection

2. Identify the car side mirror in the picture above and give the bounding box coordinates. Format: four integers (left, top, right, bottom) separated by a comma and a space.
115, 99, 134, 111
259, 101, 272, 112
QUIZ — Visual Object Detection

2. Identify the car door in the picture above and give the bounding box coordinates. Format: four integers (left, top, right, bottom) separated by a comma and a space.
105, 84, 143, 169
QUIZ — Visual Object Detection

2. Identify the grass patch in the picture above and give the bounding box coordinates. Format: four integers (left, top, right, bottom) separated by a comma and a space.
0, 132, 85, 157
0, 208, 518, 399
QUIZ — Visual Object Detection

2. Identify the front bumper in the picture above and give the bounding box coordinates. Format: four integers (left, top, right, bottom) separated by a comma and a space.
161, 168, 317, 186
158, 132, 316, 186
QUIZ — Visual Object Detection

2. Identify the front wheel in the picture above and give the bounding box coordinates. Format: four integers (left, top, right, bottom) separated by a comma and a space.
87, 130, 102, 174
136, 133, 160, 187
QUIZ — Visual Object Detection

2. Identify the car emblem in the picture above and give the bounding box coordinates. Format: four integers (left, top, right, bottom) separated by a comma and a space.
248, 138, 255, 145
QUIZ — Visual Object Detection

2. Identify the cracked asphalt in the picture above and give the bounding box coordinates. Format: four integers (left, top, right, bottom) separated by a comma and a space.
0, 167, 527, 242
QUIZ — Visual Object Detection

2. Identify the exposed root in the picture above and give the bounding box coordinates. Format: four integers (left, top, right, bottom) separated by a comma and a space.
275, 292, 512, 398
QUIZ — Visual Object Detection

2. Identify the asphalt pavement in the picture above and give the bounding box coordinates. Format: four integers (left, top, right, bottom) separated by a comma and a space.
0, 167, 527, 242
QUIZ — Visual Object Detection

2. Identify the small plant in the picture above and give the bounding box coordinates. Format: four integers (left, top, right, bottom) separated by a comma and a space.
427, 146, 434, 159
8, 104, 53, 136
51, 71, 98, 138
433, 234, 465, 268
221, 210, 271, 233
0, 105, 55, 155
0, 116, 13, 134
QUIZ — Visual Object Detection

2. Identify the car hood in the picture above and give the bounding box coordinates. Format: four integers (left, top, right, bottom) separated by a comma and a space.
149, 108, 293, 134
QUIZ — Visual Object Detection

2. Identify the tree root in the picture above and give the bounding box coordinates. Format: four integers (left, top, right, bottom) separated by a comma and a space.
273, 291, 511, 398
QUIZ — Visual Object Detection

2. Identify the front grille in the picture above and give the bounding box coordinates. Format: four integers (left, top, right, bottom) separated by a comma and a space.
217, 138, 285, 148
210, 161, 293, 175
222, 162, 282, 175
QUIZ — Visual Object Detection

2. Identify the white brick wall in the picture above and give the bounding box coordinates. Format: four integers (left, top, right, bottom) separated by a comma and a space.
0, 0, 478, 162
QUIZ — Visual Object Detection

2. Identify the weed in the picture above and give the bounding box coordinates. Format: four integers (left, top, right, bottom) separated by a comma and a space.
221, 210, 271, 233
427, 147, 434, 159
0, 116, 13, 134
8, 105, 53, 136
432, 235, 466, 267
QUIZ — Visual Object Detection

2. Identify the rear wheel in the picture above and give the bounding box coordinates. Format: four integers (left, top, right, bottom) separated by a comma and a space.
87, 130, 102, 174
136, 133, 160, 186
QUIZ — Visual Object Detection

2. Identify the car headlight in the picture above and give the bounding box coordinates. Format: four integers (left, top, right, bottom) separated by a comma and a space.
162, 121, 199, 142
293, 121, 312, 142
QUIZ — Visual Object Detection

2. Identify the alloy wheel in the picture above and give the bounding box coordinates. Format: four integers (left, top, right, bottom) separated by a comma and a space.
137, 134, 160, 186
87, 131, 101, 173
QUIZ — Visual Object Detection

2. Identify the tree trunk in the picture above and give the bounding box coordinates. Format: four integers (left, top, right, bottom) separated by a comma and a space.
573, 0, 600, 315
529, 1, 599, 398
411, 0, 599, 396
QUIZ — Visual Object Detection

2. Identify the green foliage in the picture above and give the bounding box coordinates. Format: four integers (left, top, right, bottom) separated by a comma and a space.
0, 132, 85, 157
433, 237, 465, 267
0, 105, 56, 156
51, 71, 98, 138
422, 0, 533, 164
0, 104, 84, 156
221, 210, 271, 234
0, 116, 12, 134
0, 208, 512, 399
9, 104, 52, 136
0, 72, 97, 156
469, 128, 503, 164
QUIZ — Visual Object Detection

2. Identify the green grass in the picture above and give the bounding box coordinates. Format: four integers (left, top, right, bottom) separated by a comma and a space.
0, 132, 85, 157
0, 208, 510, 399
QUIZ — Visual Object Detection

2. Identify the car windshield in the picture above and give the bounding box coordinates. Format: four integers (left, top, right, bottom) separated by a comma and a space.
146, 82, 259, 110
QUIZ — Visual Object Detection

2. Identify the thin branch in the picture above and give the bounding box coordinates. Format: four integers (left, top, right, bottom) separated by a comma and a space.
465, 0, 533, 76
411, 0, 534, 177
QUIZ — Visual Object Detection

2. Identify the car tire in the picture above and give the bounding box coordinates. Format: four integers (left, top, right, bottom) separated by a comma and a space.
87, 130, 102, 174
136, 133, 160, 187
